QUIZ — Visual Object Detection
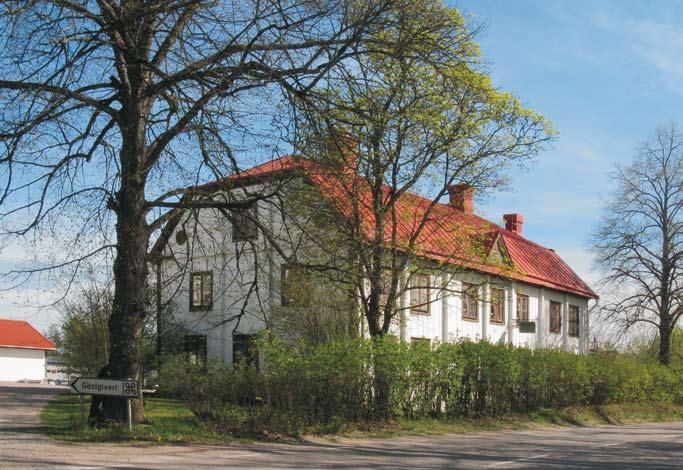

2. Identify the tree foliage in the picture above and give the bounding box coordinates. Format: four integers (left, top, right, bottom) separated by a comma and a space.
292, 0, 554, 337
160, 336, 683, 435
0, 0, 394, 423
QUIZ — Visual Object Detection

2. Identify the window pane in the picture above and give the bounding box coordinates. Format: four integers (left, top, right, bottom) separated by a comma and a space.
191, 274, 202, 307
517, 294, 529, 322
490, 288, 504, 323
549, 301, 561, 333
569, 305, 579, 337
232, 206, 258, 241
411, 274, 430, 315
462, 282, 478, 320
281, 264, 318, 308
183, 335, 207, 366
202, 273, 213, 307
233, 334, 258, 369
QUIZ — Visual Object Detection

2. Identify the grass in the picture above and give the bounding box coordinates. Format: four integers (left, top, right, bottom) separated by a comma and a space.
332, 403, 683, 440
41, 395, 683, 444
41, 394, 235, 445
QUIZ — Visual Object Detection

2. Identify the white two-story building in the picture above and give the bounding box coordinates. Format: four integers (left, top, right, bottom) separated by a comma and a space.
154, 155, 598, 364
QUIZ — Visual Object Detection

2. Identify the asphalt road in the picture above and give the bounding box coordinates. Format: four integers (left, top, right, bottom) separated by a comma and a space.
1, 382, 682, 469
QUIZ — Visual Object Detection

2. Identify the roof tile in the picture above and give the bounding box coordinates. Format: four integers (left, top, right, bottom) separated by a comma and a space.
0, 319, 56, 350
212, 156, 598, 299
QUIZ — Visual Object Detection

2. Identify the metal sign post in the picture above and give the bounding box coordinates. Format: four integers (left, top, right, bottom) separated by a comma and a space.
79, 395, 85, 428
127, 398, 132, 431
70, 377, 140, 430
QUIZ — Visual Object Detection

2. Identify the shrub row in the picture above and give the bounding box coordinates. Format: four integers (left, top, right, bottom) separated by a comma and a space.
158, 337, 682, 435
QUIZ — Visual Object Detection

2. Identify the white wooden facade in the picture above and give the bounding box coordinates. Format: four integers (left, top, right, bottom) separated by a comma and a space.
158, 179, 592, 364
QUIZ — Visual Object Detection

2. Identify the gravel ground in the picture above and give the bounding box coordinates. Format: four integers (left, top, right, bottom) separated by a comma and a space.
1, 382, 682, 469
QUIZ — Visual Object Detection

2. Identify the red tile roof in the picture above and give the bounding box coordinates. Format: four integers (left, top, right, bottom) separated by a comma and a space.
0, 319, 56, 350
207, 156, 598, 299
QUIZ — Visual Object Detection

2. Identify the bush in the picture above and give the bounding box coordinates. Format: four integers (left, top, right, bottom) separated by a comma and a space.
158, 336, 683, 436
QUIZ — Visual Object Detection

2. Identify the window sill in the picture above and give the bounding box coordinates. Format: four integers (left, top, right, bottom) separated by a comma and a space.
410, 310, 430, 316
462, 317, 479, 322
490, 320, 505, 325
189, 306, 213, 312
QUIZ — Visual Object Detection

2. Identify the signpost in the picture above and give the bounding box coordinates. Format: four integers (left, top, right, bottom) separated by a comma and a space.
70, 377, 140, 430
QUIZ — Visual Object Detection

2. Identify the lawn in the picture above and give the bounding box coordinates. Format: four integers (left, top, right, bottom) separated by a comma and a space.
327, 403, 683, 440
42, 394, 683, 444
41, 394, 232, 444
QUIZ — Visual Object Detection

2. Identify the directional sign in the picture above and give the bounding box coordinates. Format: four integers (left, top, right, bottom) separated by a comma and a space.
70, 377, 139, 398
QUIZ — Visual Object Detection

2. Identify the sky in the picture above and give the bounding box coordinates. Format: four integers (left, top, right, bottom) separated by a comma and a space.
3, 0, 683, 333
459, 0, 683, 288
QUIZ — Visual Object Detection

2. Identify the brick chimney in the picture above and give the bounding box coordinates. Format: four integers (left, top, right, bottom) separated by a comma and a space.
447, 184, 474, 214
503, 213, 524, 235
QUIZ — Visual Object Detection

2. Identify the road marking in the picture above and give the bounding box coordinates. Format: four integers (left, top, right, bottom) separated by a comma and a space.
487, 439, 634, 467
488, 453, 551, 467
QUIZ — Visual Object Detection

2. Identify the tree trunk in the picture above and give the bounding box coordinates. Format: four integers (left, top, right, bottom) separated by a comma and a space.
89, 116, 149, 424
659, 323, 672, 366
371, 338, 392, 421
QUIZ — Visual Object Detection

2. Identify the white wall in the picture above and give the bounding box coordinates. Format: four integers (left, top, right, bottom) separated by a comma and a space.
0, 347, 46, 382
160, 179, 593, 361
160, 184, 288, 364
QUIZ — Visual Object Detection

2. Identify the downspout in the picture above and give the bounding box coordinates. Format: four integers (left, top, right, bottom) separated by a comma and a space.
507, 282, 515, 346
441, 273, 449, 342
399, 270, 407, 342
562, 293, 569, 352
155, 258, 162, 356
538, 287, 545, 349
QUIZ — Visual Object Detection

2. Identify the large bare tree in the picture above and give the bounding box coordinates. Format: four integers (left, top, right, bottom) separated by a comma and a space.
0, 0, 394, 423
591, 123, 683, 365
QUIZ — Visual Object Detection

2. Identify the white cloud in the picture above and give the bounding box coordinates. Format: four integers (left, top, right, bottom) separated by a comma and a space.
0, 287, 62, 333
552, 245, 599, 286
592, 11, 683, 94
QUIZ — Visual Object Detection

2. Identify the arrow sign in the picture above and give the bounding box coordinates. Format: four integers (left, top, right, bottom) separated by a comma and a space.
70, 377, 139, 398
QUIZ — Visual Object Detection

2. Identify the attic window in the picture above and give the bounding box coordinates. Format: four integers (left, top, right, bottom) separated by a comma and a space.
232, 206, 258, 241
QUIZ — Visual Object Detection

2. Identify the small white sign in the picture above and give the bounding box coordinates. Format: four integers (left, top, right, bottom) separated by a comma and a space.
70, 377, 139, 397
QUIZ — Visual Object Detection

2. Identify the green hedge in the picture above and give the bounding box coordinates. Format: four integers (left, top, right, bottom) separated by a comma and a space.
158, 337, 683, 435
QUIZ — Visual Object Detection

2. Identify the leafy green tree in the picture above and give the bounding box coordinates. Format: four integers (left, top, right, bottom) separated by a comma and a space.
59, 287, 112, 377
294, 0, 554, 338
58, 285, 184, 381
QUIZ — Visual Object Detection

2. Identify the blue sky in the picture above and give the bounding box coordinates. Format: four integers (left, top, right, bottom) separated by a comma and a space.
460, 0, 683, 286
4, 1, 683, 332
